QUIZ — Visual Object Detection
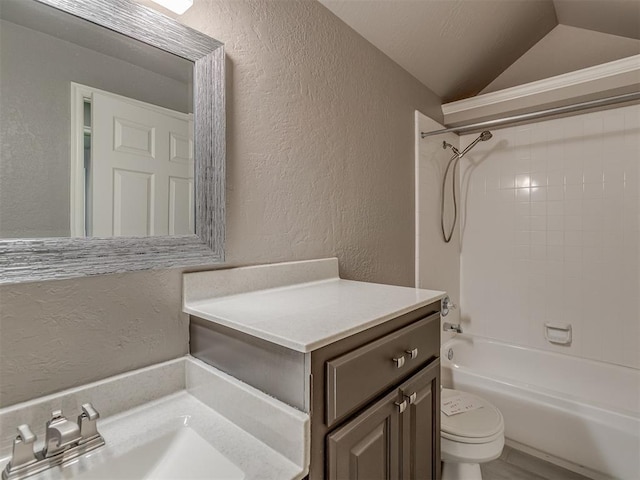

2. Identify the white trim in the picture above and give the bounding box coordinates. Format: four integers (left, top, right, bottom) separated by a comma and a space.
72, 82, 192, 120
442, 54, 640, 123
70, 83, 89, 237
443, 54, 640, 115
414, 111, 419, 288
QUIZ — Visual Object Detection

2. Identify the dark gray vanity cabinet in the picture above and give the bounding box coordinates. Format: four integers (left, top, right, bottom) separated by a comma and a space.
189, 301, 441, 480
326, 360, 440, 480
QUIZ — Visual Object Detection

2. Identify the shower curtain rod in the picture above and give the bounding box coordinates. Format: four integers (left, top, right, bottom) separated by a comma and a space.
420, 91, 640, 138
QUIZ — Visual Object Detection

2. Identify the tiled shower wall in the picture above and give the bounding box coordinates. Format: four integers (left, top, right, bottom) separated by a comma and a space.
459, 104, 639, 369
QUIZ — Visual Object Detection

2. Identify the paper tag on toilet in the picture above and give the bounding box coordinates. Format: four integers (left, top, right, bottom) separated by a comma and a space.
441, 394, 483, 416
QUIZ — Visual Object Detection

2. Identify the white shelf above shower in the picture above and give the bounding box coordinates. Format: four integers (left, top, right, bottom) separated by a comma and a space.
441, 54, 640, 126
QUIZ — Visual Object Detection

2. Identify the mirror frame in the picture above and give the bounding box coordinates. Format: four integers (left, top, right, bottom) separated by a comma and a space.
0, 0, 225, 284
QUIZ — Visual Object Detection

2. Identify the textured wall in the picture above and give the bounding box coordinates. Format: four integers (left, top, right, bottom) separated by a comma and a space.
0, 269, 188, 407
183, 0, 442, 282
0, 19, 190, 238
0, 0, 442, 407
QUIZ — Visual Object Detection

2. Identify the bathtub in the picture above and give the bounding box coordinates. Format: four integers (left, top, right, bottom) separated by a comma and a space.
441, 335, 640, 480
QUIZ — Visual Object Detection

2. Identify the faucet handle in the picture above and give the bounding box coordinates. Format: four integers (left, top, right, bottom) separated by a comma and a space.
17, 424, 36, 444
50, 410, 63, 421
8, 424, 38, 469
441, 296, 457, 317
78, 403, 101, 443
81, 403, 99, 421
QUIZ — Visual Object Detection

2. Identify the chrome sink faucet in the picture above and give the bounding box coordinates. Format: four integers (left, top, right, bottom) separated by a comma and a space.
2, 404, 105, 480
44, 410, 82, 457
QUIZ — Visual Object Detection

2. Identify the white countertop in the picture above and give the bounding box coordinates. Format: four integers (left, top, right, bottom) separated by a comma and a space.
183, 259, 446, 352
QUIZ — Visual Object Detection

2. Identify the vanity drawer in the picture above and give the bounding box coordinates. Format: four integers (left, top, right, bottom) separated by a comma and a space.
326, 311, 440, 427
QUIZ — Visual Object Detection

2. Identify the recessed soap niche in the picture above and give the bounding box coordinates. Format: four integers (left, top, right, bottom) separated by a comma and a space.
545, 323, 572, 345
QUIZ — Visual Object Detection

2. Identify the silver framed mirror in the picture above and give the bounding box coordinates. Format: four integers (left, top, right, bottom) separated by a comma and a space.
0, 0, 225, 284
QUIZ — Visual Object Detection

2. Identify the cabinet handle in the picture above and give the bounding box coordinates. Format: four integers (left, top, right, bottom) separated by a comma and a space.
405, 392, 417, 405
405, 348, 418, 359
392, 356, 405, 368
395, 399, 407, 414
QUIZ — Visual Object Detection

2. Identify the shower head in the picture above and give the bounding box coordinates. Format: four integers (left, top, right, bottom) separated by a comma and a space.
442, 130, 492, 158
479, 130, 492, 141
459, 130, 493, 158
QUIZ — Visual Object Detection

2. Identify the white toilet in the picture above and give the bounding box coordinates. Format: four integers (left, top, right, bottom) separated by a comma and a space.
440, 388, 505, 480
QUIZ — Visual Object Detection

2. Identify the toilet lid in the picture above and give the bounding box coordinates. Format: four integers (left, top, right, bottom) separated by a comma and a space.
441, 389, 504, 440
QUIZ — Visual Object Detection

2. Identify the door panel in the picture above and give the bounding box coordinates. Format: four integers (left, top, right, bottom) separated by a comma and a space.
400, 360, 441, 480
350, 422, 389, 479
113, 117, 155, 158
169, 176, 194, 235
169, 132, 193, 164
327, 389, 402, 480
113, 169, 154, 236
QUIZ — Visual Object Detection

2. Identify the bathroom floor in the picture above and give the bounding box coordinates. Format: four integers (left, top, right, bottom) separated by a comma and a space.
481, 446, 592, 480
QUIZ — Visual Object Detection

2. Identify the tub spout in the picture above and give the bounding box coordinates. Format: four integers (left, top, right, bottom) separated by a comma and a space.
443, 322, 462, 333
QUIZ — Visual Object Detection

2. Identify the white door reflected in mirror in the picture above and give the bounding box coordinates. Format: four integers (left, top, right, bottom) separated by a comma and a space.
71, 84, 194, 238
0, 2, 195, 241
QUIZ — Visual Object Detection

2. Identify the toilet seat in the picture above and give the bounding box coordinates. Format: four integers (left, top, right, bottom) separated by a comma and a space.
441, 389, 504, 444
442, 429, 503, 444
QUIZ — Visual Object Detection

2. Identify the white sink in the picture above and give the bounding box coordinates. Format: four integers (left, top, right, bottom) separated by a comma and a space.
0, 357, 308, 480
69, 427, 244, 480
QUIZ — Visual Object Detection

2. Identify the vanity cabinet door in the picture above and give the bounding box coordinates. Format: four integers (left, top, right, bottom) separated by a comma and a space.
400, 360, 441, 480
327, 389, 403, 480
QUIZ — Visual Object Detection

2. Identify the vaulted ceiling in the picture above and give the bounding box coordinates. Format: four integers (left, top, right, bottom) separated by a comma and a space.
319, 0, 640, 102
